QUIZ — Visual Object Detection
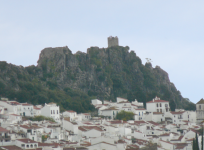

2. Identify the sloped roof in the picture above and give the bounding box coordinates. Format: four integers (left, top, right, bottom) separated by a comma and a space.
78, 126, 103, 132
147, 121, 160, 126
0, 126, 9, 133
0, 145, 22, 150
174, 143, 188, 149
147, 99, 168, 103
20, 124, 42, 130
17, 138, 38, 143
170, 111, 185, 114
197, 98, 204, 104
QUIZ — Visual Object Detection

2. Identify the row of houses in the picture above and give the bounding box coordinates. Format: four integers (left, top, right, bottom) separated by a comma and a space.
92, 97, 196, 125
0, 96, 203, 150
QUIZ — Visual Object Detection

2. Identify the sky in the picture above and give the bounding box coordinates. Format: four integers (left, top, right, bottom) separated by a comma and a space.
0, 0, 203, 103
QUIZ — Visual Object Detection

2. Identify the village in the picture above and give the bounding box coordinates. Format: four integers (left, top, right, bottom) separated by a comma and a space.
0, 96, 202, 150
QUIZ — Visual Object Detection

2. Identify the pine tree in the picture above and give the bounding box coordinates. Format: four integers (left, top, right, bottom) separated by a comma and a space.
202, 127, 203, 150
193, 138, 196, 150
196, 133, 199, 150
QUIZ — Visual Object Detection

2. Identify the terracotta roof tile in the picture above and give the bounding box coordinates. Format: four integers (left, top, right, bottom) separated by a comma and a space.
170, 111, 185, 114
0, 126, 9, 132
17, 138, 38, 143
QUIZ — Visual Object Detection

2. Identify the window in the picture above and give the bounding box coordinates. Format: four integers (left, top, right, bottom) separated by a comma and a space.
157, 109, 159, 112
139, 112, 140, 116
157, 103, 158, 107
166, 108, 168, 112
160, 109, 162, 112
21, 144, 25, 147
152, 132, 154, 134
160, 103, 161, 107
30, 144, 33, 148
27, 145, 29, 148
142, 112, 143, 116
34, 144, 37, 148
53, 110, 55, 114
200, 105, 201, 109
165, 104, 168, 107
188, 115, 189, 118
51, 110, 52, 114
57, 110, 58, 114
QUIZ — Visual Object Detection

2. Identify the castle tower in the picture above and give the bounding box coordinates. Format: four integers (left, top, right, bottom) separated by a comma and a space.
196, 98, 204, 123
108, 36, 119, 47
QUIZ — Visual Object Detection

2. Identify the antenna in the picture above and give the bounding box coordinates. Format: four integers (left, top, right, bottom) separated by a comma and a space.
145, 58, 153, 63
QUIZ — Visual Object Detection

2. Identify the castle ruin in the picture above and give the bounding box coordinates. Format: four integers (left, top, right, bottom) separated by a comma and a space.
108, 36, 119, 47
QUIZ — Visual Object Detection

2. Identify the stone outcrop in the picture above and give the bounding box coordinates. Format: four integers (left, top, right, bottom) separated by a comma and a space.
0, 46, 195, 110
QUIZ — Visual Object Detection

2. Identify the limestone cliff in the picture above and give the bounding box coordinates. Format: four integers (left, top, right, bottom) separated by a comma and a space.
0, 46, 195, 111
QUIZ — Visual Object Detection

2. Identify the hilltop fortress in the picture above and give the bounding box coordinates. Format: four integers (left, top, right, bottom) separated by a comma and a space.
108, 36, 119, 47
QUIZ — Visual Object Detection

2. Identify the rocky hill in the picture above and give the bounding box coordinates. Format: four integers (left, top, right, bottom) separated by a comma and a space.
0, 46, 195, 112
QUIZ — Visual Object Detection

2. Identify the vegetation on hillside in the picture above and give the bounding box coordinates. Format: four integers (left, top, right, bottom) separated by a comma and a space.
0, 46, 196, 112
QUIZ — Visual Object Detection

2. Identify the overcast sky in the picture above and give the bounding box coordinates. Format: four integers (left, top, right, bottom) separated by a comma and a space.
0, 0, 203, 103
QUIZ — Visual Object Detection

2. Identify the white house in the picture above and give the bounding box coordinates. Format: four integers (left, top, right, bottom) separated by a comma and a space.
63, 117, 78, 134
19, 124, 43, 142
91, 99, 102, 105
131, 99, 144, 108
0, 127, 12, 146
170, 111, 185, 124
62, 110, 77, 121
0, 100, 19, 114
78, 126, 104, 138
8, 114, 22, 124
18, 103, 34, 117
0, 105, 5, 114
117, 97, 128, 103
90, 136, 115, 145
33, 106, 41, 116
79, 113, 91, 121
41, 102, 60, 123
133, 108, 146, 120
146, 96, 170, 114
101, 107, 119, 119
87, 142, 117, 150
144, 112, 165, 122
16, 138, 38, 149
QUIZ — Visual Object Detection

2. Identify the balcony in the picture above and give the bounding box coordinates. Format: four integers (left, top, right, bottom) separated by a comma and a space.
0, 136, 11, 141
178, 117, 183, 119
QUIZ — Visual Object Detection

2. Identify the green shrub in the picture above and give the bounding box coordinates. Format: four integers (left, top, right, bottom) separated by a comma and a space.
116, 110, 134, 121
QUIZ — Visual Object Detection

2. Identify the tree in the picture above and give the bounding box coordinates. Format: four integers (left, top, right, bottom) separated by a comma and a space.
115, 110, 134, 121
202, 127, 204, 150
192, 138, 196, 150
196, 133, 199, 150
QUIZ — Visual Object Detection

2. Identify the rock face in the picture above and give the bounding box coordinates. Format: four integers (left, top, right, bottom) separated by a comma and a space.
36, 46, 193, 110
0, 46, 195, 111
